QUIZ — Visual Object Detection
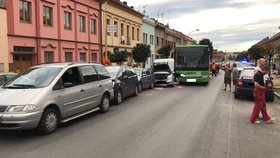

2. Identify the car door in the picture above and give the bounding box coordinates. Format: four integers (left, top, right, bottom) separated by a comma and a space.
124, 66, 137, 95
78, 65, 103, 109
141, 69, 148, 88
59, 67, 88, 117
120, 67, 131, 97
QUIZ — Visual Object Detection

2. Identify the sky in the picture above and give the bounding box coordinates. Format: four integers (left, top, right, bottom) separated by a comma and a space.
123, 0, 280, 52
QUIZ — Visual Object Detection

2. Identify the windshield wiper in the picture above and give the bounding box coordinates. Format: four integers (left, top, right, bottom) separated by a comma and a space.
9, 84, 36, 89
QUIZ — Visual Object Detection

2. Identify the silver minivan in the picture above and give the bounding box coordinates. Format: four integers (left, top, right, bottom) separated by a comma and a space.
0, 63, 114, 134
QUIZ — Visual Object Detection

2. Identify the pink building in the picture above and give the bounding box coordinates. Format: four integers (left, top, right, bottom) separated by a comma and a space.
6, 0, 101, 72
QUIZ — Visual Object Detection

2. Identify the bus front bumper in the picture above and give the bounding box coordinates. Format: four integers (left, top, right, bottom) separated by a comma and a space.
178, 77, 209, 83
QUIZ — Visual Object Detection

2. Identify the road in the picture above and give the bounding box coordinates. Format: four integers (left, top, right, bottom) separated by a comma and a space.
1, 74, 280, 158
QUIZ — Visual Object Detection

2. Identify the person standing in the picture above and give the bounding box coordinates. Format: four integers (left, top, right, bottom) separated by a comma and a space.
223, 62, 232, 91
232, 63, 239, 92
211, 62, 217, 77
250, 65, 275, 124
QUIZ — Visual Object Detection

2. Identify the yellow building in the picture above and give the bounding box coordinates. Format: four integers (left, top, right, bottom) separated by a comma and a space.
0, 1, 9, 72
101, 0, 143, 65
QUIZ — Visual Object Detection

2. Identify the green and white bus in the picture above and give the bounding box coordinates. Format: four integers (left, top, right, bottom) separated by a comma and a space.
174, 45, 210, 84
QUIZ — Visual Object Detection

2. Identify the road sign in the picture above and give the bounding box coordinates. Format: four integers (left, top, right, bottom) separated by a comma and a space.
107, 25, 117, 33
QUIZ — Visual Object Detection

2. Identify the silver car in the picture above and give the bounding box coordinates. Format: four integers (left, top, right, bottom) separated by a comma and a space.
0, 63, 114, 134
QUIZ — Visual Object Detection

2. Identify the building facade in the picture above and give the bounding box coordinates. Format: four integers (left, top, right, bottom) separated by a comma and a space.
142, 16, 155, 68
101, 0, 143, 65
6, 0, 102, 72
0, 0, 9, 72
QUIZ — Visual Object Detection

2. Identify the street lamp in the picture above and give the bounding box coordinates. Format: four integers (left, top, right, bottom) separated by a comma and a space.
189, 29, 200, 36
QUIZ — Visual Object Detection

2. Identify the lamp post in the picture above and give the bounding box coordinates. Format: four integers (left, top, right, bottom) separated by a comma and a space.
189, 29, 200, 36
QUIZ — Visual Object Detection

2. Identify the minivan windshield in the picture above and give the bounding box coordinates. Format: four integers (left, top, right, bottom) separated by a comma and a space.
3, 67, 62, 89
153, 64, 171, 73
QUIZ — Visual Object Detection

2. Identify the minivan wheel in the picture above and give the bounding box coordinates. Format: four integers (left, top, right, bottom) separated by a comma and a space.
100, 94, 110, 113
134, 85, 138, 96
37, 108, 59, 135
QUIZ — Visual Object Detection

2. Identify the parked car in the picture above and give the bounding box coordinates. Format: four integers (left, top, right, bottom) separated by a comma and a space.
234, 69, 274, 101
106, 65, 138, 104
0, 62, 114, 134
134, 68, 154, 92
0, 72, 17, 86
152, 59, 174, 87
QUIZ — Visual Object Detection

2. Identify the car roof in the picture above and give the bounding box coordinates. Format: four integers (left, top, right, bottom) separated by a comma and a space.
32, 62, 101, 68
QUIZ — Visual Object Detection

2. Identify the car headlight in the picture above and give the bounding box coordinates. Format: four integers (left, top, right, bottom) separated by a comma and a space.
6, 105, 36, 112
167, 74, 173, 81
180, 74, 186, 77
202, 75, 208, 78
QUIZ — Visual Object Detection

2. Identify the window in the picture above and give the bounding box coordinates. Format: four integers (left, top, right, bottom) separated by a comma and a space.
44, 51, 54, 63
156, 37, 159, 46
61, 67, 82, 86
107, 19, 110, 35
132, 27, 135, 40
0, 0, 6, 9
137, 28, 140, 41
114, 21, 118, 37
65, 52, 73, 62
93, 65, 111, 80
64, 11, 71, 30
143, 33, 148, 44
150, 35, 154, 45
79, 66, 99, 83
126, 25, 130, 44
43, 6, 52, 26
92, 53, 97, 62
80, 52, 86, 61
19, 0, 31, 23
121, 23, 124, 36
90, 19, 96, 34
79, 15, 86, 32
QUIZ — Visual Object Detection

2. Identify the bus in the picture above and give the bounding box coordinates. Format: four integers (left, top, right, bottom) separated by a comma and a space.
174, 45, 210, 84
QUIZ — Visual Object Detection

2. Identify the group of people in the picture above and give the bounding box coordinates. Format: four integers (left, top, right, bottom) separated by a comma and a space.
216, 58, 274, 124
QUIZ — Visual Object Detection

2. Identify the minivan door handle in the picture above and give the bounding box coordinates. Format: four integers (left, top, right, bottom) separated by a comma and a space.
80, 89, 85, 92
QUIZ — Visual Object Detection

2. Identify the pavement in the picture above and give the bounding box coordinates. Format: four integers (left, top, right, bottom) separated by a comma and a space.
272, 75, 280, 98
0, 73, 280, 158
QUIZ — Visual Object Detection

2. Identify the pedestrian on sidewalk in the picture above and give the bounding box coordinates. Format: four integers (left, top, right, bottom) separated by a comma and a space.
222, 62, 232, 91
250, 65, 275, 124
211, 62, 217, 77
232, 63, 239, 93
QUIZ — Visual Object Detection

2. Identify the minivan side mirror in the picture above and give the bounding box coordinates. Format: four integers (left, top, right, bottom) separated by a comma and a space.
63, 82, 74, 88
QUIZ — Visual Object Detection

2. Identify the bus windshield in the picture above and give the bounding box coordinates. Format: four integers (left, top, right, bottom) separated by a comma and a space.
175, 47, 209, 69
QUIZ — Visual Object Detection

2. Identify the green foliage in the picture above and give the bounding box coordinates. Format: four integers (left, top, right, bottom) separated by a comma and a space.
132, 43, 151, 63
157, 45, 172, 58
109, 50, 128, 65
235, 51, 248, 61
199, 39, 214, 59
247, 45, 264, 62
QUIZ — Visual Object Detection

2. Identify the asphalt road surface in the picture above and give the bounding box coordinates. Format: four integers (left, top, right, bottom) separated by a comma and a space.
1, 73, 280, 158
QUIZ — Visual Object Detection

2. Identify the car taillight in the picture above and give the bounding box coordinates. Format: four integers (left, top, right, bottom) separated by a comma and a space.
237, 80, 243, 87
266, 82, 273, 89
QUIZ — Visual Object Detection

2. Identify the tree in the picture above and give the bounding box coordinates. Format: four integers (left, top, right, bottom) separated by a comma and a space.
263, 44, 280, 77
132, 43, 151, 68
157, 45, 172, 58
199, 38, 214, 60
247, 45, 265, 66
109, 50, 128, 65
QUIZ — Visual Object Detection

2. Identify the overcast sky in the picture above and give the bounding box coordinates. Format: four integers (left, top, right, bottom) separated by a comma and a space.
124, 0, 280, 52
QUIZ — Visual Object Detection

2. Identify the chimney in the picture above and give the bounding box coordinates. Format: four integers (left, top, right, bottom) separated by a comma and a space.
123, 1, 127, 5
130, 6, 134, 9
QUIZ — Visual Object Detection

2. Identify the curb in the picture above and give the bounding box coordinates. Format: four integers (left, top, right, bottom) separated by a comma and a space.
275, 92, 280, 98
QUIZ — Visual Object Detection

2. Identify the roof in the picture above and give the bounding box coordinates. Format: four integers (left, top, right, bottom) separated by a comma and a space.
176, 45, 209, 48
268, 32, 280, 42
107, 0, 143, 17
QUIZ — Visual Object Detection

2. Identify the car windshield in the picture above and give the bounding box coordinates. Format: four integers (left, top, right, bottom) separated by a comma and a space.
134, 69, 141, 76
153, 64, 171, 72
236, 62, 249, 68
3, 67, 62, 89
241, 70, 254, 78
106, 67, 120, 79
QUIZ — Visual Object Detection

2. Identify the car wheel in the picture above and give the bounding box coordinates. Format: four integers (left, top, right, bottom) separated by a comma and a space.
100, 94, 110, 113
150, 81, 154, 89
134, 85, 138, 96
114, 89, 122, 104
37, 108, 59, 135
138, 82, 143, 93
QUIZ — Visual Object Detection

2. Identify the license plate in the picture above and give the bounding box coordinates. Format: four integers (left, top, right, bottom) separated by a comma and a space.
187, 79, 196, 82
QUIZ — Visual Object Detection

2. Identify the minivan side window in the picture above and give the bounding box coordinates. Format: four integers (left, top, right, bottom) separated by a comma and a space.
79, 66, 99, 83
93, 65, 111, 80
62, 67, 82, 86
